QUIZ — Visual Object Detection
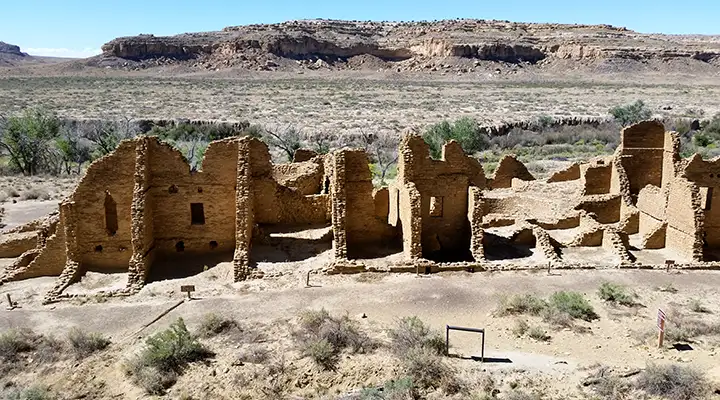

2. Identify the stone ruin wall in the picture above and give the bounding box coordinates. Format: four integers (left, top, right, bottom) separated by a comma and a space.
2, 120, 720, 302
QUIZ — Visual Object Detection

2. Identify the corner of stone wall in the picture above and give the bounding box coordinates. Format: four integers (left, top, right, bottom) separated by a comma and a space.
611, 153, 634, 207
330, 150, 348, 261
532, 226, 563, 265
467, 186, 485, 261
602, 227, 634, 265
43, 201, 83, 304
127, 137, 153, 290
405, 183, 423, 260
233, 138, 254, 281
641, 222, 667, 249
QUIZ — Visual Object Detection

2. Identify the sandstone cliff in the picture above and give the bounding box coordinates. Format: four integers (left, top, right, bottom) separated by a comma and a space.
96, 19, 720, 72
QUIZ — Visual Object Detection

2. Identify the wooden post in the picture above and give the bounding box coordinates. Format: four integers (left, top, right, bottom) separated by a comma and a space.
5, 293, 13, 309
547, 262, 551, 275
305, 271, 311, 288
658, 318, 665, 348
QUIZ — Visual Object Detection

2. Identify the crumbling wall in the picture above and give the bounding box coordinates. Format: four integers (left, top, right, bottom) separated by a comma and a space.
580, 162, 612, 195
547, 163, 580, 183
618, 121, 665, 195
575, 195, 621, 224
489, 155, 534, 189
71, 140, 137, 271
665, 178, 703, 261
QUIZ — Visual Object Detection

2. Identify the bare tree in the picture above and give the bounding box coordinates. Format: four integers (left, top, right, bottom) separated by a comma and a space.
357, 128, 400, 185
263, 124, 303, 161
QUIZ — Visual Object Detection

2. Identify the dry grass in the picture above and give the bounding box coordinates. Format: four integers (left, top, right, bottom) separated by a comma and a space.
67, 328, 110, 359
636, 364, 709, 400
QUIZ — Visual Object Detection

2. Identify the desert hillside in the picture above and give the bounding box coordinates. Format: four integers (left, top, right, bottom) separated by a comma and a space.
93, 19, 720, 74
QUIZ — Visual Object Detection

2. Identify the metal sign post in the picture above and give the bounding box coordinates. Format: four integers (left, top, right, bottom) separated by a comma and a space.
5, 293, 16, 310
180, 285, 196, 300
657, 308, 666, 348
665, 260, 675, 273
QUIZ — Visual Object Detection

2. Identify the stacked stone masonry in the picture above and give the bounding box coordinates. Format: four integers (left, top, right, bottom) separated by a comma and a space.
2, 121, 720, 302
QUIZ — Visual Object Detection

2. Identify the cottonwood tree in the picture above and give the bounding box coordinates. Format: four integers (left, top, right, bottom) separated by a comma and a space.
0, 108, 61, 175
81, 116, 139, 157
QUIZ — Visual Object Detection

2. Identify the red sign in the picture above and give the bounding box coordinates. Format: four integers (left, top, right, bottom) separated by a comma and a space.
657, 309, 666, 331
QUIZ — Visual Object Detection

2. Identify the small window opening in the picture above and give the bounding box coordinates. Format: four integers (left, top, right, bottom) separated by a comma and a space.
703, 187, 714, 211
429, 196, 443, 217
191, 203, 205, 225
104, 191, 118, 236
197, 187, 203, 193
424, 266, 431, 274
209, 240, 218, 250
323, 177, 331, 194
94, 245, 103, 252
175, 241, 185, 252
711, 174, 715, 178
169, 185, 179, 194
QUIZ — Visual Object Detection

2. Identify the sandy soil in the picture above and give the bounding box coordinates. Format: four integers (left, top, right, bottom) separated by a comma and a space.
2, 261, 720, 398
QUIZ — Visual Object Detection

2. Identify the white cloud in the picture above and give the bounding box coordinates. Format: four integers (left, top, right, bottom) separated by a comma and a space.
25, 47, 101, 59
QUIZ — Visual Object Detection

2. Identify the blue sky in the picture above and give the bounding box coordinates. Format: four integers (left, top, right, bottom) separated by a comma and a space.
2, 0, 719, 58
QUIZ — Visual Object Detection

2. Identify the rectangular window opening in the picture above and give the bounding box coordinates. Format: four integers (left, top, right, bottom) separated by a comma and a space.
703, 187, 714, 211
191, 203, 205, 225
430, 196, 443, 218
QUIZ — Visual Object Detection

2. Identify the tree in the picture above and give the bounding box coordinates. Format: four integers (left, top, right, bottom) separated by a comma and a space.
358, 129, 399, 186
81, 116, 139, 157
423, 117, 490, 159
0, 108, 61, 175
609, 100, 653, 127
263, 124, 303, 161
56, 128, 93, 174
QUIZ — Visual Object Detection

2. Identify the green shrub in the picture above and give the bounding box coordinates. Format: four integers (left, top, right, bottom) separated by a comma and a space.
597, 282, 636, 306
360, 377, 416, 400
423, 117, 490, 159
4, 385, 53, 400
496, 294, 548, 316
609, 100, 653, 127
664, 310, 720, 342
125, 318, 212, 394
294, 309, 372, 370
636, 363, 709, 400
302, 338, 336, 370
67, 328, 110, 359
388, 316, 445, 356
197, 313, 239, 338
548, 291, 598, 321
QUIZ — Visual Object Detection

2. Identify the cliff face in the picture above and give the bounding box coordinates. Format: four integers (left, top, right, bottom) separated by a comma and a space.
97, 19, 720, 72
0, 42, 27, 57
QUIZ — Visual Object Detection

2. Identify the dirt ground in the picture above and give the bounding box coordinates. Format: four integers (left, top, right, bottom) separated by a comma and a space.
2, 252, 720, 399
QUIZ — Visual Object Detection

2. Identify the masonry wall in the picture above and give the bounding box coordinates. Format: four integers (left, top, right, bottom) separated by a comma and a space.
618, 121, 665, 194
665, 179, 703, 261
148, 139, 237, 256
71, 141, 136, 271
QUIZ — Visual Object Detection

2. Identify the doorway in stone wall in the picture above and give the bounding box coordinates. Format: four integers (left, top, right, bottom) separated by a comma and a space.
250, 223, 333, 273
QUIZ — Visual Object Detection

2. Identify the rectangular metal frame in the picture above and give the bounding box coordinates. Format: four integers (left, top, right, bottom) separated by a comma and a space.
446, 325, 485, 361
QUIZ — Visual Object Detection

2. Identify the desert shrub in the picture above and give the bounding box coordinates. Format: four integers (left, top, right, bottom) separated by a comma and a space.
496, 294, 547, 316
294, 309, 372, 370
609, 100, 653, 127
303, 338, 336, 370
506, 391, 541, 400
403, 347, 455, 390
387, 316, 445, 356
527, 326, 550, 342
656, 283, 678, 293
636, 363, 709, 400
360, 377, 416, 400
512, 319, 529, 337
0, 108, 61, 175
548, 291, 598, 321
20, 186, 50, 201
541, 307, 575, 329
423, 117, 490, 159
664, 310, 720, 342
688, 299, 711, 314
0, 329, 38, 361
235, 346, 268, 364
597, 282, 636, 306
125, 318, 212, 394
4, 385, 53, 400
67, 328, 110, 359
197, 313, 239, 338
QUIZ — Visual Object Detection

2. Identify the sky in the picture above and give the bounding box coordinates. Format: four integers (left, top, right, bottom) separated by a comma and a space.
2, 0, 719, 58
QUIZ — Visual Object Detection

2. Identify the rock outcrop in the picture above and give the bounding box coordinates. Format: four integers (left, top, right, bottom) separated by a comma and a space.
0, 41, 27, 57
96, 19, 720, 72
